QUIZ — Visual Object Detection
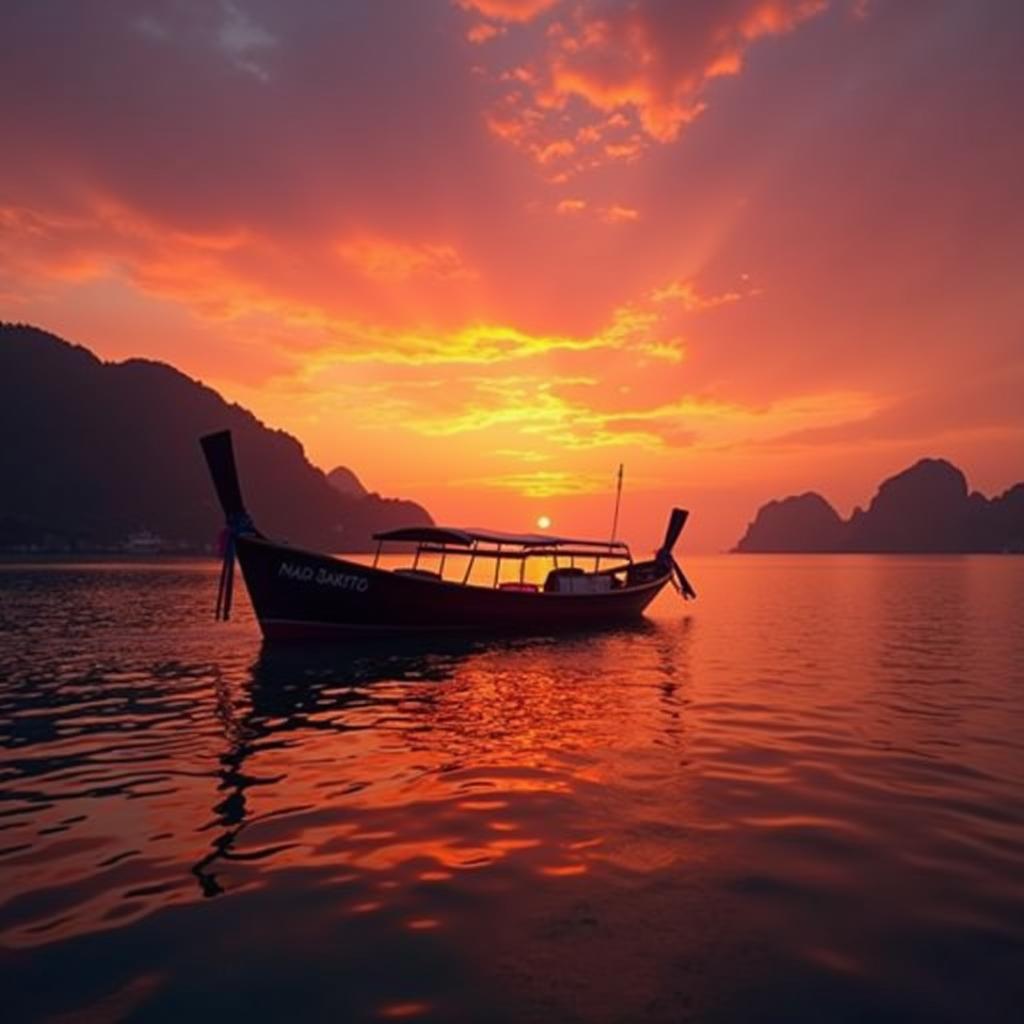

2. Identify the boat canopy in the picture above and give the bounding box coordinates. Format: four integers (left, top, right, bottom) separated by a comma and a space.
373, 524, 630, 551
372, 526, 477, 546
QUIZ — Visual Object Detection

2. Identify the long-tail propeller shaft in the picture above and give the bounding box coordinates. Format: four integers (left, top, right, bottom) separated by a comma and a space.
671, 557, 697, 599
658, 507, 696, 601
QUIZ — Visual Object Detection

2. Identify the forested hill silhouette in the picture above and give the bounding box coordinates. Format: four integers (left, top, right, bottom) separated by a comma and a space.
0, 323, 432, 552
734, 458, 1024, 553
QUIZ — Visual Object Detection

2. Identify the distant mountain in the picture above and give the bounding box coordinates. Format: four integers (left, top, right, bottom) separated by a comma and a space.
0, 323, 432, 552
734, 458, 1023, 553
327, 465, 367, 499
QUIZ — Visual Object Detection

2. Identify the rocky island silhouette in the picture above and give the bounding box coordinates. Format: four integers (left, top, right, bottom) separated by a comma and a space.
735, 459, 1023, 553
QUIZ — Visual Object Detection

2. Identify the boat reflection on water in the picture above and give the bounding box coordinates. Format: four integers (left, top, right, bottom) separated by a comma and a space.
191, 619, 688, 901
193, 634, 484, 897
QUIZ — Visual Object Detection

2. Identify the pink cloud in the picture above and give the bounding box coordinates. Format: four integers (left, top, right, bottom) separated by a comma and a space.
466, 22, 505, 43
469, 0, 829, 171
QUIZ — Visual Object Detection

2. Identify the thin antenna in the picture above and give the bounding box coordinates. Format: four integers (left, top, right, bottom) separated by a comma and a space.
610, 463, 624, 542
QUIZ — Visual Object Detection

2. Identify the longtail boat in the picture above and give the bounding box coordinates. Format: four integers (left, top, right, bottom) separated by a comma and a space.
200, 430, 695, 641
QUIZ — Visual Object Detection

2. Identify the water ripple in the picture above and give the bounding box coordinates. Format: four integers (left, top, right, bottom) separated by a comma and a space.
1, 556, 1023, 1021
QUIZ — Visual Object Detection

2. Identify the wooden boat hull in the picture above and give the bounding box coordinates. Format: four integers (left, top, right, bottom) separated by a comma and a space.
235, 535, 671, 641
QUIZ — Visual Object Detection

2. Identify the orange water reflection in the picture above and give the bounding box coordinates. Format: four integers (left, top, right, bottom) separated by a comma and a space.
169, 622, 697, 904
2, 609, 694, 948
2, 557, 1023, 1022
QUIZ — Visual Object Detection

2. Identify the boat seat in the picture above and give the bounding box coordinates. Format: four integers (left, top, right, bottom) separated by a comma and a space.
543, 567, 613, 594
544, 567, 584, 592
498, 582, 539, 592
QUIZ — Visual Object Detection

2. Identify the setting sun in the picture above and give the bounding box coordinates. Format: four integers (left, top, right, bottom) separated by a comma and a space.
537, 515, 552, 530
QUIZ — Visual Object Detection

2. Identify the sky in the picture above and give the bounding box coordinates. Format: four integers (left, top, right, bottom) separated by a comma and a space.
1, 0, 1022, 551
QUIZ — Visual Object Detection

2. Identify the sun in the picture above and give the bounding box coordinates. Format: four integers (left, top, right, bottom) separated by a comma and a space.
536, 515, 552, 530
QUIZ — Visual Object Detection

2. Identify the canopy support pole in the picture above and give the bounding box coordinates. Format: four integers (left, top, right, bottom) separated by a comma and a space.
462, 543, 478, 584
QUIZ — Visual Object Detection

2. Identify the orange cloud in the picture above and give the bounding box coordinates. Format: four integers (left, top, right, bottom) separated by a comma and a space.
0, 201, 261, 314
649, 279, 747, 311
466, 469, 612, 498
0, 197, 496, 359
467, 0, 829, 172
336, 237, 476, 283
600, 204, 639, 224
0, 194, 761, 386
335, 366, 885, 474
466, 22, 504, 44
535, 138, 575, 163
456, 0, 560, 23
602, 139, 644, 161
555, 198, 586, 214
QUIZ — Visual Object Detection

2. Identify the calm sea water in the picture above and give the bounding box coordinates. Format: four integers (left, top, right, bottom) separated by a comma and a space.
1, 556, 1022, 1022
